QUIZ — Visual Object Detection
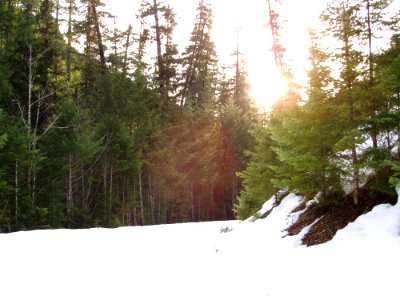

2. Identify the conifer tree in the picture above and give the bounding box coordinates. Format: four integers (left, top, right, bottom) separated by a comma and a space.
216, 41, 257, 217
322, 0, 365, 204
267, 33, 343, 202
140, 0, 179, 113
359, 0, 395, 148
236, 123, 278, 219
180, 0, 218, 109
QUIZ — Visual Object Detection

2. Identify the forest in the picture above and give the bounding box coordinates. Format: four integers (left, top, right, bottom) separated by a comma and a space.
0, 0, 399, 232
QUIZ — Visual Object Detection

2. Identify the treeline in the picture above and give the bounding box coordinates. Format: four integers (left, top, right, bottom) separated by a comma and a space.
237, 0, 400, 218
0, 0, 257, 232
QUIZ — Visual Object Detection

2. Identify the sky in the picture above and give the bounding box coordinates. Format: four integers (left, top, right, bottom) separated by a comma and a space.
1, 189, 399, 299
104, 0, 330, 108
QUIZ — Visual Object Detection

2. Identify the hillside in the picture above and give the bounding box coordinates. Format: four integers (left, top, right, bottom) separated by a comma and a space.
287, 186, 398, 246
0, 189, 399, 300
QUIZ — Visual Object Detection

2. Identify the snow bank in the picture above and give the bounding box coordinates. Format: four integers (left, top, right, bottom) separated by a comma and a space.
213, 191, 400, 300
0, 191, 399, 300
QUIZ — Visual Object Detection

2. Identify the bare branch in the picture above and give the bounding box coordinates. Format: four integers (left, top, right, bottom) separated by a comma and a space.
41, 113, 62, 137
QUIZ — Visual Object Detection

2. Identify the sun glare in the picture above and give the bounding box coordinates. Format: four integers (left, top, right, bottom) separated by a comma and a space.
210, 0, 322, 109
107, 0, 326, 110
248, 70, 289, 110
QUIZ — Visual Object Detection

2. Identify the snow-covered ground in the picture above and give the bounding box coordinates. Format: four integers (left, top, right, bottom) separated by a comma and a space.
1, 191, 400, 300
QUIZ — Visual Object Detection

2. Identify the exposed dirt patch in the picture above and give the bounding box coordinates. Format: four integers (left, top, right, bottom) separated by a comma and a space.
286, 187, 397, 246
286, 203, 329, 236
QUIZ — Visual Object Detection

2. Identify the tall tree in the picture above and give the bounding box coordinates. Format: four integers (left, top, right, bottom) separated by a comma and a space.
140, 0, 179, 113
266, 0, 285, 74
323, 0, 364, 204
236, 123, 278, 219
268, 32, 343, 202
216, 38, 257, 217
180, 0, 218, 109
361, 0, 394, 148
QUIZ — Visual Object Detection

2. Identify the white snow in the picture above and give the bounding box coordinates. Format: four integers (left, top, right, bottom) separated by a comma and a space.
1, 190, 399, 300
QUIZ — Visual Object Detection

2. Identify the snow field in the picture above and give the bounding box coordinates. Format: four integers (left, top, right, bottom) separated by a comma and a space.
0, 191, 399, 300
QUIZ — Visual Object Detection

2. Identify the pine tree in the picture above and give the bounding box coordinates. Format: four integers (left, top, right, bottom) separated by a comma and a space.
216, 41, 257, 218
322, 0, 365, 205
377, 34, 400, 189
180, 0, 218, 109
140, 0, 179, 114
360, 0, 395, 148
236, 123, 278, 219
267, 33, 343, 202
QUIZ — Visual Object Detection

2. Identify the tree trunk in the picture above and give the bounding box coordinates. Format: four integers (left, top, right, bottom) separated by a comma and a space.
366, 0, 378, 148
109, 166, 113, 224
27, 44, 35, 206
343, 4, 359, 205
266, 0, 283, 72
122, 177, 126, 225
351, 145, 359, 205
133, 175, 136, 225
152, 0, 167, 108
231, 179, 237, 214
398, 130, 400, 158
68, 154, 74, 226
139, 167, 145, 225
42, 0, 50, 87
15, 158, 18, 229
148, 174, 155, 225
55, 0, 60, 30
81, 157, 86, 209
191, 181, 195, 222
123, 24, 132, 76
91, 3, 106, 70
67, 0, 72, 80
28, 44, 33, 131
103, 163, 108, 222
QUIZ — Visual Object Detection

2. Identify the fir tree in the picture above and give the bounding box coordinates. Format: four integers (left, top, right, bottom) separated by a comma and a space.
180, 0, 218, 109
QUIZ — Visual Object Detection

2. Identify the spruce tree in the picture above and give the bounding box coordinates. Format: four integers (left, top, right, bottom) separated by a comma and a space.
140, 0, 179, 113
180, 0, 218, 109
236, 123, 278, 219
322, 0, 365, 204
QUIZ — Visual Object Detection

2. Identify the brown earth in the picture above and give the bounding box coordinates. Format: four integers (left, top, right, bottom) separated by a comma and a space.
286, 187, 397, 246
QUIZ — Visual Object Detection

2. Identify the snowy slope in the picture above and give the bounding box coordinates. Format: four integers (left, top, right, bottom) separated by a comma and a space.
0, 191, 399, 300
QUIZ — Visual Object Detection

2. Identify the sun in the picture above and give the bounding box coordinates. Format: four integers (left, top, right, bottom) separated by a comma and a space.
247, 68, 289, 110
210, 0, 327, 110
108, 0, 321, 111
211, 0, 292, 110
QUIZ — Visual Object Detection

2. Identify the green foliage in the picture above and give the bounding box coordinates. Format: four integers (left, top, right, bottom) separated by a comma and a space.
181, 1, 218, 109
236, 125, 278, 219
1, 0, 399, 232
237, 1, 400, 216
0, 133, 7, 149
389, 158, 400, 187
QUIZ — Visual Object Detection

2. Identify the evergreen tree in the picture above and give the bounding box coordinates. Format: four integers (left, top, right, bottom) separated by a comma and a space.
322, 0, 365, 204
236, 123, 278, 219
377, 34, 400, 189
140, 0, 179, 113
267, 34, 343, 202
180, 0, 218, 109
359, 0, 395, 148
145, 107, 220, 222
216, 44, 257, 218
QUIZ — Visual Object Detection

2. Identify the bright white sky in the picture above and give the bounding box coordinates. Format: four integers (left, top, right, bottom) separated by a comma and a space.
105, 0, 329, 108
